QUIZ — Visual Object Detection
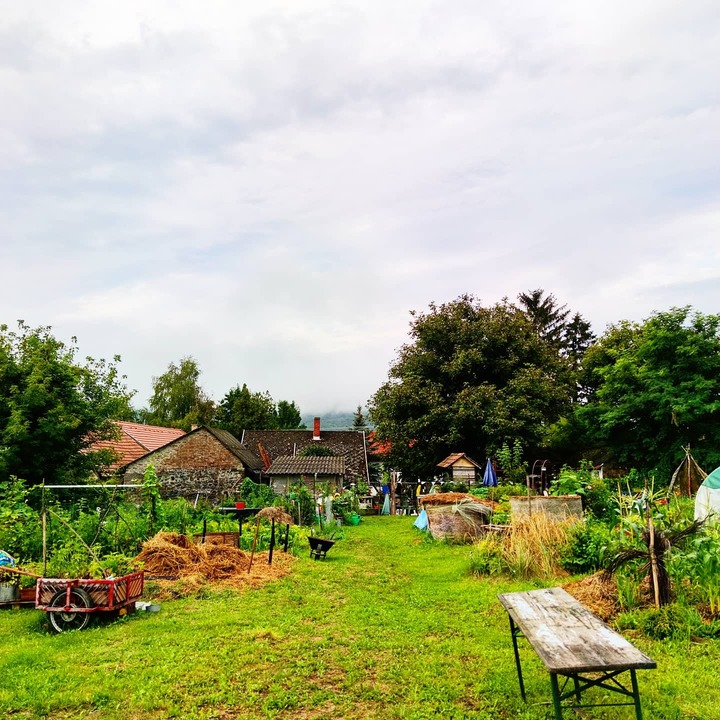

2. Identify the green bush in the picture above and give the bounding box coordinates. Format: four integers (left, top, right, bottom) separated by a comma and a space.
560, 519, 612, 574
638, 604, 706, 641
468, 536, 505, 576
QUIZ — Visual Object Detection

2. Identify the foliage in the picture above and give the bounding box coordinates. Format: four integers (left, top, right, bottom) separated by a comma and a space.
0, 477, 41, 560
276, 400, 304, 429
332, 489, 360, 522
284, 482, 316, 526
551, 460, 615, 521
143, 356, 214, 431
215, 385, 305, 435
496, 439, 526, 484
637, 603, 711, 641
559, 519, 613, 574
236, 478, 277, 509
369, 295, 576, 479
668, 523, 720, 614
517, 288, 571, 347
142, 464, 164, 536
0, 322, 134, 485
352, 405, 367, 429
576, 307, 720, 478
605, 493, 705, 607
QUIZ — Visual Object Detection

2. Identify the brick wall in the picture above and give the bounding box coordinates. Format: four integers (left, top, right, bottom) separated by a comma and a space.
124, 428, 246, 504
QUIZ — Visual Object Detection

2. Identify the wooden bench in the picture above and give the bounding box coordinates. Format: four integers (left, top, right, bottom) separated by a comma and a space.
498, 587, 656, 720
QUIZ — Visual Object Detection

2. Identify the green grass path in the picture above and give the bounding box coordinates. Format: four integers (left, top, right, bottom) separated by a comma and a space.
1, 517, 718, 719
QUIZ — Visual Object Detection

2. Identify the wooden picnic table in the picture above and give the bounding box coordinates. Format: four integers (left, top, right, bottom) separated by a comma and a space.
498, 587, 656, 720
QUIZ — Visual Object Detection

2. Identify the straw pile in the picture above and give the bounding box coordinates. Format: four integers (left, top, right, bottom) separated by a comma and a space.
136, 532, 249, 579
563, 572, 620, 621
135, 532, 296, 600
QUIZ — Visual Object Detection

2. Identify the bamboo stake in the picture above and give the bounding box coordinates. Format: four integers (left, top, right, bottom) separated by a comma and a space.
0, 566, 42, 579
42, 509, 47, 577
247, 519, 261, 573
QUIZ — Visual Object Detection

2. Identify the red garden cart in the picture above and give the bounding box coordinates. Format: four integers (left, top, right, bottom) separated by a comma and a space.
36, 570, 144, 632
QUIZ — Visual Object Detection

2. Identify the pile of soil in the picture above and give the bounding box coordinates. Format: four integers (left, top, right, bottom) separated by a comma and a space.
135, 532, 295, 598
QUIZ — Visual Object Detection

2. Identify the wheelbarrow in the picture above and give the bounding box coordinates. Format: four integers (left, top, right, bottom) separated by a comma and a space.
308, 537, 335, 560
36, 571, 144, 632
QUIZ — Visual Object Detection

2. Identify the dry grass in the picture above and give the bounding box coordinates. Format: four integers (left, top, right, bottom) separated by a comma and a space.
503, 513, 578, 579
563, 572, 621, 621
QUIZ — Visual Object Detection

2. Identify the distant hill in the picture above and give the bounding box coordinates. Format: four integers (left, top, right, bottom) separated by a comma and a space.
302, 412, 373, 431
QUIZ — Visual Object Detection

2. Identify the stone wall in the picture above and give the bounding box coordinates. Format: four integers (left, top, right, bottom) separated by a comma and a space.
509, 494, 583, 522
124, 428, 246, 504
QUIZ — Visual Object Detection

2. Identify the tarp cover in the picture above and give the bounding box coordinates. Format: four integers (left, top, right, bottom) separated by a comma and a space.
695, 466, 720, 522
413, 509, 429, 531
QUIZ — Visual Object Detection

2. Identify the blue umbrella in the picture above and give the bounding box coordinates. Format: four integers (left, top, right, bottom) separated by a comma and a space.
482, 458, 498, 487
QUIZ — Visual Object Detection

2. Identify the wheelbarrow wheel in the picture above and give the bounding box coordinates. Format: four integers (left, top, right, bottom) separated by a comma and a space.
48, 588, 93, 633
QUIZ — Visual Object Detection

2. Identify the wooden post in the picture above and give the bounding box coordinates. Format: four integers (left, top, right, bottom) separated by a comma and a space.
283, 523, 290, 552
648, 514, 661, 609
268, 519, 275, 565
390, 472, 397, 515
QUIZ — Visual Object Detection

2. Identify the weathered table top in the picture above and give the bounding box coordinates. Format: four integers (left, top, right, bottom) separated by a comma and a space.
498, 587, 656, 674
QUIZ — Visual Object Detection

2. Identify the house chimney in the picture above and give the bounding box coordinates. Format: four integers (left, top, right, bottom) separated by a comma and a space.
313, 417, 321, 441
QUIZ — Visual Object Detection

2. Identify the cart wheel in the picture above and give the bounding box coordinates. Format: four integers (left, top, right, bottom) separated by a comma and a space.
48, 588, 93, 633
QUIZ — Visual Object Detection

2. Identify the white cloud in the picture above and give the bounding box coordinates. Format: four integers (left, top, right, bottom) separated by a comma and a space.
1, 1, 719, 412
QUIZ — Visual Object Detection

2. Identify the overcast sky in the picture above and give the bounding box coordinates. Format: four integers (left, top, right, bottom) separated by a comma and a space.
2, 1, 719, 414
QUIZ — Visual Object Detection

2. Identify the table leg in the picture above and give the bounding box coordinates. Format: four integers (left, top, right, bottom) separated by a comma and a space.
550, 673, 563, 720
630, 669, 643, 720
508, 616, 526, 702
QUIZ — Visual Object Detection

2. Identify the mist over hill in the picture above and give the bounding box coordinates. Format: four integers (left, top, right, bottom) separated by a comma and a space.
301, 411, 373, 431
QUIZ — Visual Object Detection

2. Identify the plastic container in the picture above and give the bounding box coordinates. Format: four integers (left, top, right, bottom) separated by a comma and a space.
0, 583, 19, 602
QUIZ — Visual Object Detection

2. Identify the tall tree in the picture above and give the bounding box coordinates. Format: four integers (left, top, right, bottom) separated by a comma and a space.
276, 400, 304, 429
215, 384, 278, 437
145, 357, 214, 430
517, 289, 571, 346
0, 322, 134, 485
369, 296, 575, 479
576, 307, 720, 477
352, 405, 367, 429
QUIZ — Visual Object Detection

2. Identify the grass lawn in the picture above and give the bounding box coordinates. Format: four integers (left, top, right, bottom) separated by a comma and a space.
1, 516, 718, 719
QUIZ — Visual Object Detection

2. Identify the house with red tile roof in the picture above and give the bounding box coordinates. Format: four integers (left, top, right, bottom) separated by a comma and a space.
91, 421, 186, 475
123, 426, 263, 504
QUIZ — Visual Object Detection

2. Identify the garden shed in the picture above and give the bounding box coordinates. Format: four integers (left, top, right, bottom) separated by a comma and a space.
420, 492, 497, 541
436, 453, 483, 486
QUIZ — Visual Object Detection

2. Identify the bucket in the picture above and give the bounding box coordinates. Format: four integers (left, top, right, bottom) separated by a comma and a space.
0, 583, 19, 602
235, 502, 246, 509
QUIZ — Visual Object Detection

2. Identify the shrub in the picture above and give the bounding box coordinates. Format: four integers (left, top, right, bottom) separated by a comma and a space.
638, 604, 705, 641
560, 519, 612, 574
468, 535, 505, 576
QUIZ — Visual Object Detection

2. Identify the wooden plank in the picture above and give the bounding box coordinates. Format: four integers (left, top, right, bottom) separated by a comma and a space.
498, 587, 656, 674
